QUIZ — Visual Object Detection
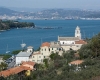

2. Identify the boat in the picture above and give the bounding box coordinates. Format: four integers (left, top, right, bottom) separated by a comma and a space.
20, 40, 26, 50
6, 44, 10, 53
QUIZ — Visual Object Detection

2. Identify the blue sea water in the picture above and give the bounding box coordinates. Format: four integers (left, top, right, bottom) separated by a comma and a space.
0, 20, 100, 54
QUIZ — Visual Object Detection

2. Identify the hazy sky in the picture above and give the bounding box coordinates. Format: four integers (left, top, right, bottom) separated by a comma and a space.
0, 0, 100, 9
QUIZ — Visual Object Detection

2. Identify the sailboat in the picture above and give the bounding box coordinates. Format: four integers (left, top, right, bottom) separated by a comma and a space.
6, 44, 10, 53
20, 40, 26, 50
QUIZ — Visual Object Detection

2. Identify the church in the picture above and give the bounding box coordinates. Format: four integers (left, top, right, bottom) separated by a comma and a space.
58, 26, 87, 51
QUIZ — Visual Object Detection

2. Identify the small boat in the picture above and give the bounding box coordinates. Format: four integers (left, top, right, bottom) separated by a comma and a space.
6, 51, 10, 54
6, 44, 10, 53
20, 40, 26, 50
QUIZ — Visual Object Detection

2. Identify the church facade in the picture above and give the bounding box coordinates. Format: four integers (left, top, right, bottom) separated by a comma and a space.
58, 26, 86, 51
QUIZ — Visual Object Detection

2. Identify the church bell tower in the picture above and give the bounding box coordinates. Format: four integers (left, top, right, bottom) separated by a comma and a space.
75, 26, 81, 40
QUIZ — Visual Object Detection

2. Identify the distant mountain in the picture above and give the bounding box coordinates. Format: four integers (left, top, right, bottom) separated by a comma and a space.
0, 7, 100, 19
9, 7, 47, 12
0, 7, 18, 15
29, 9, 100, 19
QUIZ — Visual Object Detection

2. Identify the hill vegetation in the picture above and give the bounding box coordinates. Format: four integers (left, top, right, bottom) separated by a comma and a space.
1, 33, 100, 80
0, 20, 35, 30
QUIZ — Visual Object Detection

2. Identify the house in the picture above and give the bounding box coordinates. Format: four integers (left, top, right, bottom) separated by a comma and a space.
16, 51, 32, 65
0, 61, 35, 77
31, 41, 63, 63
15, 46, 33, 65
58, 26, 87, 51
31, 51, 44, 63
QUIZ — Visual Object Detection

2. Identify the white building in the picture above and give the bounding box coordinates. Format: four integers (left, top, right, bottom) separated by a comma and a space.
27, 46, 33, 53
15, 46, 33, 65
58, 26, 86, 51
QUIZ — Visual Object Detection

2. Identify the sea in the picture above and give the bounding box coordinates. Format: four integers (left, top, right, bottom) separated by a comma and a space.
0, 20, 100, 54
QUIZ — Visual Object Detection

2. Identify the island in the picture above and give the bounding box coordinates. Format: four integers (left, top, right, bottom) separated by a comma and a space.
0, 20, 35, 30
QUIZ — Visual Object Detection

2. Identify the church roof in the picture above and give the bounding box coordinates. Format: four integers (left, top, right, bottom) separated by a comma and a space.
58, 37, 80, 41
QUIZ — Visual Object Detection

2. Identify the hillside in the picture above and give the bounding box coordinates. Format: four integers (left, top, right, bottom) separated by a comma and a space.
0, 7, 100, 19
0, 7, 18, 15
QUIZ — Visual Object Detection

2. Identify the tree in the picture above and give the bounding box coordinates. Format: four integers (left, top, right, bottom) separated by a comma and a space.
12, 50, 21, 55
43, 59, 49, 68
2, 54, 11, 60
0, 62, 8, 71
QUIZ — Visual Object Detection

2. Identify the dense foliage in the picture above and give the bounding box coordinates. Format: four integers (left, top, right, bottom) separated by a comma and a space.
79, 33, 100, 59
0, 20, 35, 30
11, 50, 21, 55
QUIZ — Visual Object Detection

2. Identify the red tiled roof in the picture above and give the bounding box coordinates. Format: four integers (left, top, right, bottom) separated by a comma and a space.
69, 60, 83, 65
41, 42, 50, 47
0, 61, 35, 77
75, 40, 87, 44
21, 61, 35, 66
0, 66, 24, 77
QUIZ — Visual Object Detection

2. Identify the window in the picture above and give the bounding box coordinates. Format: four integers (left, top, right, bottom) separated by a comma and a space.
59, 48, 61, 51
39, 56, 41, 58
49, 48, 50, 51
52, 48, 53, 50
76, 45, 79, 47
37, 60, 41, 62
42, 49, 43, 51
63, 42, 64, 44
45, 49, 46, 51
44, 56, 45, 58
33, 56, 34, 58
42, 53, 43, 55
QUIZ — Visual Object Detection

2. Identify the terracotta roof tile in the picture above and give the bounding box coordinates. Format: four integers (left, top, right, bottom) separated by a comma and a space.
21, 61, 35, 66
0, 61, 35, 77
41, 42, 50, 47
75, 40, 87, 44
0, 66, 24, 77
69, 60, 83, 65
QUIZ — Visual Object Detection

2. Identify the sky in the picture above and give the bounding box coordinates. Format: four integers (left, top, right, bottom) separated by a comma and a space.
0, 0, 100, 10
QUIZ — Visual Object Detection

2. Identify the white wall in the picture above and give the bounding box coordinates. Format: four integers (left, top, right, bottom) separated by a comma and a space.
60, 41, 75, 45
40, 46, 50, 57
32, 54, 44, 63
16, 57, 29, 65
